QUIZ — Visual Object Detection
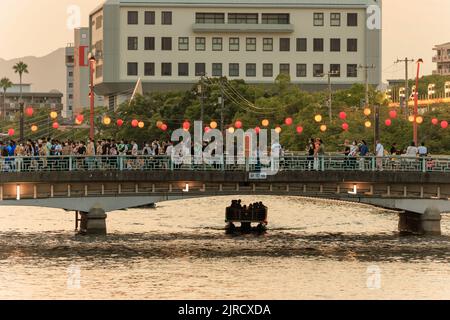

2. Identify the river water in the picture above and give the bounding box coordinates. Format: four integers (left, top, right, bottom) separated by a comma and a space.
0, 196, 449, 300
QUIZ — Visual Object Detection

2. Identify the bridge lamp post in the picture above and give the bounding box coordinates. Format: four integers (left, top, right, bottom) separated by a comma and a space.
89, 55, 96, 141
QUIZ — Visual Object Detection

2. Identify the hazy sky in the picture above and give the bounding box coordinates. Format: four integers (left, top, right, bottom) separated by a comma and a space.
0, 0, 449, 80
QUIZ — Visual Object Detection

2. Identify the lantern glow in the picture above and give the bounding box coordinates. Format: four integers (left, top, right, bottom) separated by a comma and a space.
315, 115, 322, 123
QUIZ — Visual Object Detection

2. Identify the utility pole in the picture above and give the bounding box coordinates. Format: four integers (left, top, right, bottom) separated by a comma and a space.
323, 71, 338, 123
395, 58, 414, 117
198, 75, 205, 124
359, 64, 376, 148
219, 79, 225, 134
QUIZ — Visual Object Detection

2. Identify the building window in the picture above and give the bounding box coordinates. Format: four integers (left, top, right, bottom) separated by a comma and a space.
128, 37, 138, 50
347, 64, 358, 77
195, 63, 206, 76
196, 37, 206, 51
347, 13, 358, 26
68, 72, 73, 77
347, 38, 358, 52
296, 64, 307, 77
313, 13, 324, 26
178, 37, 189, 51
263, 64, 273, 77
162, 11, 172, 25
144, 62, 155, 76
313, 38, 324, 52
145, 11, 155, 25
68, 83, 73, 88
246, 63, 256, 77
95, 65, 103, 78
145, 37, 155, 50
196, 13, 225, 24
330, 39, 341, 52
296, 38, 307, 52
330, 13, 341, 26
313, 64, 324, 77
178, 63, 189, 76
161, 63, 172, 76
69, 94, 73, 99
96, 15, 103, 29
280, 64, 290, 75
229, 38, 240, 51
161, 37, 172, 51
280, 38, 290, 51
228, 13, 258, 24
262, 13, 289, 24
212, 63, 223, 77
128, 11, 138, 25
330, 64, 341, 77
263, 38, 273, 51
127, 62, 138, 76
229, 63, 240, 77
212, 37, 223, 51
246, 38, 256, 51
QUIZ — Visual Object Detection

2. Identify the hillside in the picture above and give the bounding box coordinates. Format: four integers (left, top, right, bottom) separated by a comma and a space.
0, 48, 65, 94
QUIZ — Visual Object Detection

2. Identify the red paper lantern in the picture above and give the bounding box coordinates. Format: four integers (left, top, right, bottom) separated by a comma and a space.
183, 121, 190, 130
389, 110, 397, 119
285, 118, 293, 126
52, 122, 59, 129
76, 114, 84, 123
117, 119, 124, 127
161, 124, 168, 131
385, 119, 392, 126
25, 107, 34, 117
441, 121, 448, 129
7, 128, 14, 136
342, 123, 349, 131
432, 118, 439, 125
204, 127, 211, 133
254, 127, 261, 134
235, 120, 243, 129
296, 126, 303, 134
339, 112, 347, 120
131, 119, 139, 127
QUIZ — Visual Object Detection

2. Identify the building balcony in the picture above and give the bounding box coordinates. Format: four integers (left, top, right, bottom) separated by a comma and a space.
192, 23, 294, 33
433, 55, 450, 63
433, 69, 450, 75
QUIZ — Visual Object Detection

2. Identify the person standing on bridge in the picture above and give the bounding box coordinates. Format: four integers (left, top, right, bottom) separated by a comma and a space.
375, 140, 384, 171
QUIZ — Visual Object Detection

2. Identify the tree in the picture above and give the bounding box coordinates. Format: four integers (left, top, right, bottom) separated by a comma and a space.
0, 77, 13, 121
13, 61, 29, 141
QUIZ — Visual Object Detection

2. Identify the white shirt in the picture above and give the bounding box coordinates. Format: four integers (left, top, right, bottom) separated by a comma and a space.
376, 143, 384, 157
406, 146, 418, 156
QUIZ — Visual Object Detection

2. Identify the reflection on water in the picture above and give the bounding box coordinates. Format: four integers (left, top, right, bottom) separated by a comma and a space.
0, 196, 450, 300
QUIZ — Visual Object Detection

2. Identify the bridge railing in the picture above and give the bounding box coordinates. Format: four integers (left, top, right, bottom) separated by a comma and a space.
0, 155, 449, 173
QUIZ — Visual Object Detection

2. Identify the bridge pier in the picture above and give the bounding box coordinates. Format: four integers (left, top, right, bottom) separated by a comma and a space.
79, 207, 107, 235
399, 207, 441, 236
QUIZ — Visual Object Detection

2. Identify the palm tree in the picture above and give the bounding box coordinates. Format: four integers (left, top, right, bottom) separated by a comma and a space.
13, 61, 29, 141
0, 77, 13, 121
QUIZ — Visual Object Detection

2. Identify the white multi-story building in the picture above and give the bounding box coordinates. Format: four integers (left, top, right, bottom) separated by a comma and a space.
433, 42, 450, 76
65, 28, 104, 118
90, 0, 382, 108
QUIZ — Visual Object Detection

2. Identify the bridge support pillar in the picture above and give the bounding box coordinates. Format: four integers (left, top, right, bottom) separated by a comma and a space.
399, 207, 441, 236
79, 207, 107, 235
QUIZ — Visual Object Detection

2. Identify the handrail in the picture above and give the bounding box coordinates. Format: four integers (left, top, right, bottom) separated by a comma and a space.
0, 155, 447, 173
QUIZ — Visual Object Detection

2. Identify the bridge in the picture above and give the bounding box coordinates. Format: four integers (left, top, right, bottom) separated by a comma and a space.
1, 154, 449, 235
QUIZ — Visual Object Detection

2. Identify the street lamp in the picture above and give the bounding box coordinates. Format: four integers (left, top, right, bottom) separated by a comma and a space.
428, 83, 436, 99
445, 81, 450, 98
89, 54, 96, 140
413, 59, 423, 146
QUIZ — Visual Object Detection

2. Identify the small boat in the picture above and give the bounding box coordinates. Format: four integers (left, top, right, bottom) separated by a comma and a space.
225, 200, 268, 234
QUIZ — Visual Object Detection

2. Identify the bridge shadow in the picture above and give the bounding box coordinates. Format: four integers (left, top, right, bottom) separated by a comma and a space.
0, 230, 449, 264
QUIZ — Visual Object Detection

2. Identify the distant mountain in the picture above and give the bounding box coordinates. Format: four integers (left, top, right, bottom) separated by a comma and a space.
0, 48, 66, 94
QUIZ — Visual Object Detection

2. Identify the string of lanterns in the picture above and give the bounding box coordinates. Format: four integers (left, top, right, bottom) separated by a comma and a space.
6, 106, 450, 138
